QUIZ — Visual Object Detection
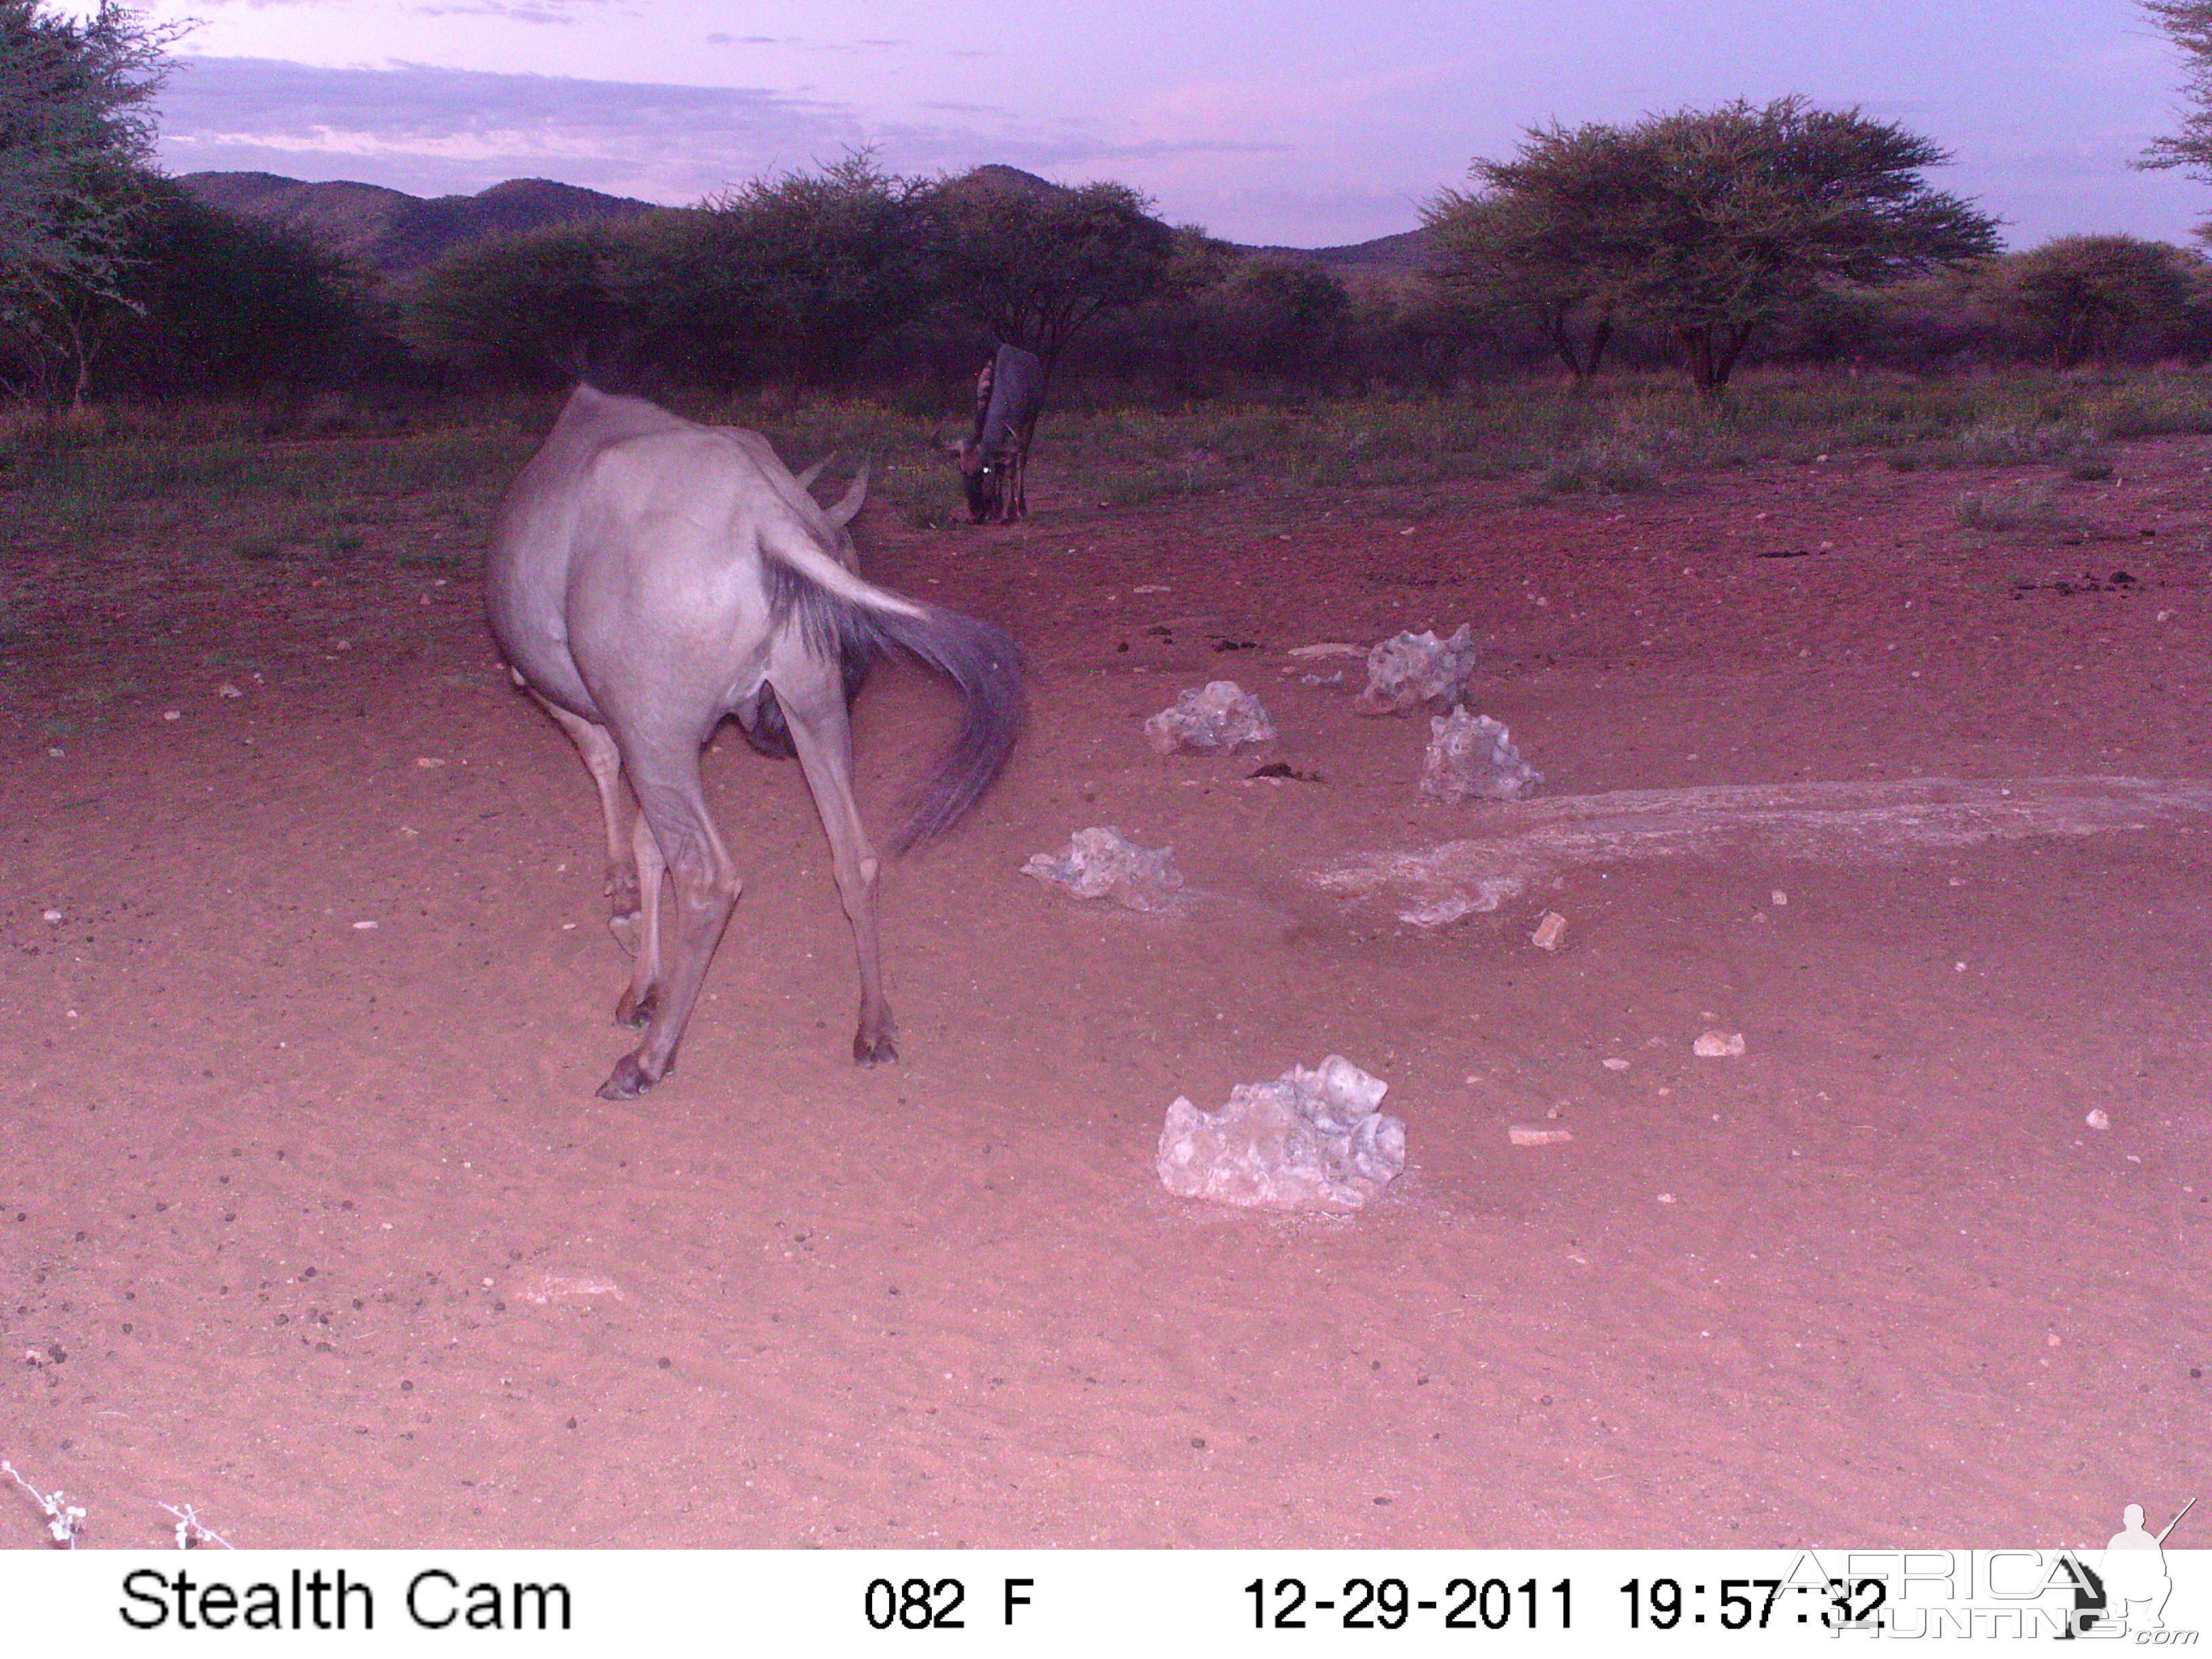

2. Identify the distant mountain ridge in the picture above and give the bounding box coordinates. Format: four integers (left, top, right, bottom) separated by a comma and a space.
178, 172, 657, 274
178, 166, 1428, 279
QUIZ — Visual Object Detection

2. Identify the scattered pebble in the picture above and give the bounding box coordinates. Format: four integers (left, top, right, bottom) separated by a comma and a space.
41, 909, 61, 924
1132, 583, 1170, 594
1530, 912, 1569, 951
1771, 889, 1787, 906
218, 683, 243, 699
2085, 1109, 2110, 1130
162, 710, 181, 722
351, 920, 378, 930
1694, 1030, 1747, 1058
414, 756, 447, 769
517, 1271, 625, 1305
1288, 642, 1364, 659
1656, 1192, 1677, 1204
1508, 1125, 1574, 1147
1603, 1057, 1630, 1071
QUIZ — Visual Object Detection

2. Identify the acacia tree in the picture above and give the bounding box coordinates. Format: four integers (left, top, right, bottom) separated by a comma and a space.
1431, 98, 1999, 394
2142, 1, 2212, 194
0, 0, 178, 403
1424, 126, 1622, 382
673, 153, 938, 391
934, 178, 1176, 375
399, 223, 625, 379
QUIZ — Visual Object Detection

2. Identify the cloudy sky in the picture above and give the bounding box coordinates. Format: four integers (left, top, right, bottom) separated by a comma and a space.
107, 0, 2209, 248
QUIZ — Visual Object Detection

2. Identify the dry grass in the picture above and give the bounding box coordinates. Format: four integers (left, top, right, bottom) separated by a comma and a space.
0, 366, 2200, 545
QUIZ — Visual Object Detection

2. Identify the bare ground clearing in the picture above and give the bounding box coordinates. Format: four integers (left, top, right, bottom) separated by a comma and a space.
1, 430, 2207, 1548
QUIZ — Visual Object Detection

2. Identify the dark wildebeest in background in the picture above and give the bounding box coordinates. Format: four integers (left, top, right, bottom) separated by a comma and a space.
945, 343, 1044, 523
489, 384, 1025, 1099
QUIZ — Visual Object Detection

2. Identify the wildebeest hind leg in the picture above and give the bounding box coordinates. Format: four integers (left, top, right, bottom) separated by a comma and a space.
596, 739, 741, 1100
615, 808, 665, 1029
782, 682, 895, 1064
531, 694, 644, 951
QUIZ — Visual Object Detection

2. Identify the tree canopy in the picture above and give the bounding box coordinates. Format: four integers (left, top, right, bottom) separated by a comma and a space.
1999, 234, 2202, 364
934, 178, 1176, 373
0, 0, 173, 321
1427, 97, 2001, 390
2142, 1, 2212, 194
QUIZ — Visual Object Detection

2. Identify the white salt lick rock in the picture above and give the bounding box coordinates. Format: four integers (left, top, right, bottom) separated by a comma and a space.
1022, 827, 1185, 912
1144, 681, 1277, 756
1158, 1055, 1406, 1213
1419, 709, 1543, 803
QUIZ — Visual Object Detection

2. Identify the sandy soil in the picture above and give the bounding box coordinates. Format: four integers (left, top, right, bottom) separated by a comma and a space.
2, 423, 2206, 1550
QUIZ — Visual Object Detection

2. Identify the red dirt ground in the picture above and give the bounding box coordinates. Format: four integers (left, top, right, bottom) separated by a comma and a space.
2, 428, 2206, 1550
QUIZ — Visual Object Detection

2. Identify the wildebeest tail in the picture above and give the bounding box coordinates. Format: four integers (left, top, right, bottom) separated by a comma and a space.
764, 558, 1025, 850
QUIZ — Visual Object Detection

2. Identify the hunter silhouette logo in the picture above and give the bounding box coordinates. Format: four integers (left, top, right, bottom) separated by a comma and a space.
2065, 1497, 2195, 1639
2104, 1498, 2192, 1634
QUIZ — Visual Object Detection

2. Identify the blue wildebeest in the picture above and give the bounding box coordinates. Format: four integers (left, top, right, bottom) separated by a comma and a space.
946, 343, 1044, 523
489, 384, 1025, 1099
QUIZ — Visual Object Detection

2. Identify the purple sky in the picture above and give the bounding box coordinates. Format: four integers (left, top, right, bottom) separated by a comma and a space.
119, 0, 2207, 247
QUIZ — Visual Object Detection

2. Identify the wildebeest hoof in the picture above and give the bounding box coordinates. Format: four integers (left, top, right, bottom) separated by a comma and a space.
595, 1052, 656, 1099
853, 1029, 899, 1065
607, 911, 642, 956
615, 987, 657, 1029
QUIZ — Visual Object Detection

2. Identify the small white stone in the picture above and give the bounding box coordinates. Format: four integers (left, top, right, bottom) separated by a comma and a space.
1771, 889, 1787, 906
1656, 1192, 1677, 1204
1529, 912, 1568, 951
415, 756, 447, 769
2085, 1109, 2110, 1130
1603, 1057, 1630, 1071
1694, 1030, 1746, 1058
162, 710, 181, 722
218, 682, 244, 699
351, 920, 378, 930
41, 909, 61, 924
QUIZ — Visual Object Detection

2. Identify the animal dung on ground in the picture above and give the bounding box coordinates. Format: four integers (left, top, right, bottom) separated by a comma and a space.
1357, 624, 1479, 714
1144, 680, 1277, 756
1419, 710, 1544, 803
1508, 1124, 1575, 1147
1158, 1055, 1406, 1213
1693, 1029, 1747, 1058
1530, 911, 1570, 951
1021, 826, 1185, 912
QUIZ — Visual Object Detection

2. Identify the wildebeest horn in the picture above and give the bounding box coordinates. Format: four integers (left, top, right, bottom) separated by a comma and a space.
825, 463, 869, 528
794, 454, 834, 491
